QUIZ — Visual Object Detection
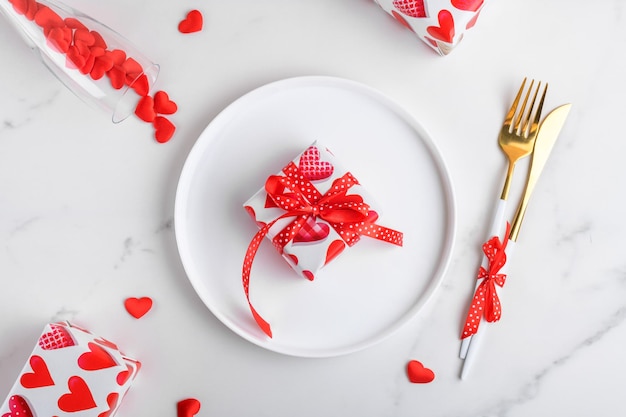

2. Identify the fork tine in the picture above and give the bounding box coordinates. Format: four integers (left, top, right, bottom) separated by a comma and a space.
530, 83, 548, 134
521, 81, 541, 135
504, 78, 527, 127
513, 79, 534, 134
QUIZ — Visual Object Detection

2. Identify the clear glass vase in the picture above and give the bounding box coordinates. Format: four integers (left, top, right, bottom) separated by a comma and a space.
0, 0, 159, 122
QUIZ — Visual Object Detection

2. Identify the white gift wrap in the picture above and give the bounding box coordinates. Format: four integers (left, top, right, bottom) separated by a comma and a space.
243, 141, 383, 281
0, 322, 139, 417
373, 0, 486, 55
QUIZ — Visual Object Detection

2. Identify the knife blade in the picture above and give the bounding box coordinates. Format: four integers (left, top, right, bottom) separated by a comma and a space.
509, 103, 572, 242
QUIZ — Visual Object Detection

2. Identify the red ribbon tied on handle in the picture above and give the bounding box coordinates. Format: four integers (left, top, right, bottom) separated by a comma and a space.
243, 161, 403, 338
461, 222, 511, 339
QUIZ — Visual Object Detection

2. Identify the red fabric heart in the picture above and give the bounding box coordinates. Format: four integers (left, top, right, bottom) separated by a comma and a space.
91, 53, 115, 80
109, 49, 126, 66
130, 74, 150, 97
66, 45, 87, 69
39, 324, 75, 350
426, 10, 455, 43
177, 398, 201, 417
153, 117, 176, 143
107, 66, 126, 90
78, 342, 117, 370
406, 360, 435, 383
298, 146, 334, 180
9, 0, 29, 15
46, 26, 72, 53
20, 355, 55, 388
178, 10, 203, 34
293, 216, 330, 243
34, 5, 63, 30
58, 376, 97, 412
393, 0, 426, 18
2, 396, 33, 417
451, 0, 483, 11
97, 392, 119, 417
124, 296, 153, 318
24, 0, 39, 21
64, 17, 87, 30
73, 28, 95, 46
135, 96, 156, 122
154, 91, 178, 114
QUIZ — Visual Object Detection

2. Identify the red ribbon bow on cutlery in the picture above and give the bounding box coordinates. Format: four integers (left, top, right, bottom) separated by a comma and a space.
461, 222, 511, 339
243, 161, 403, 338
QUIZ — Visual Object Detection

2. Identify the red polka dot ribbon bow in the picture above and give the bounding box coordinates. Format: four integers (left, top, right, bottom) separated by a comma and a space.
461, 223, 511, 339
243, 161, 403, 338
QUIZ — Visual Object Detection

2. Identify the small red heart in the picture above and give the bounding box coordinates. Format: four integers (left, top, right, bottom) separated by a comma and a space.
9, 0, 29, 15
130, 74, 150, 97
107, 66, 126, 90
406, 360, 435, 383
124, 296, 153, 318
58, 376, 97, 412
178, 10, 203, 34
73, 28, 95, 46
451, 0, 483, 12
109, 49, 127, 66
153, 91, 178, 114
177, 398, 201, 417
20, 355, 55, 388
39, 324, 75, 350
97, 392, 119, 417
324, 239, 346, 265
287, 254, 299, 265
426, 9, 455, 43
64, 17, 87, 30
135, 96, 156, 122
302, 270, 315, 281
34, 5, 63, 30
298, 146, 334, 181
153, 117, 176, 143
116, 364, 133, 386
2, 396, 33, 417
24, 0, 38, 21
46, 26, 72, 53
78, 342, 117, 371
66, 45, 87, 70
122, 57, 143, 79
91, 53, 115, 80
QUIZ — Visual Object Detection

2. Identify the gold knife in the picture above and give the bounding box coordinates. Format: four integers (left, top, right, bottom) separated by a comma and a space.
509, 103, 572, 242
461, 103, 571, 380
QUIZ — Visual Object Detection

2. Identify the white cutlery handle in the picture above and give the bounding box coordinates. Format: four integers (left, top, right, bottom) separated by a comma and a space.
459, 198, 508, 359
460, 240, 516, 379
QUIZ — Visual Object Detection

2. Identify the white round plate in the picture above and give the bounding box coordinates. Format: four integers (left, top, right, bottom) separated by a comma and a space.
175, 76, 455, 357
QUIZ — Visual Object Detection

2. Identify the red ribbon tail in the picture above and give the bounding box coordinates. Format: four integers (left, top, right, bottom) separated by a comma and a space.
250, 305, 272, 338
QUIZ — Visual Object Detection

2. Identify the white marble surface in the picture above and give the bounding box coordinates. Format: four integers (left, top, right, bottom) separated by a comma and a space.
0, 0, 624, 416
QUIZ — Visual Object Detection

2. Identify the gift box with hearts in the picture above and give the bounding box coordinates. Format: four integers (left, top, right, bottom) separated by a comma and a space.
372, 0, 485, 55
0, 322, 140, 417
242, 141, 403, 337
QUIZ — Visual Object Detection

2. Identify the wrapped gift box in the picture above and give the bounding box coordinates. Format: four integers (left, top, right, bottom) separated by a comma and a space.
243, 141, 403, 337
244, 141, 402, 281
373, 0, 485, 55
0, 322, 140, 417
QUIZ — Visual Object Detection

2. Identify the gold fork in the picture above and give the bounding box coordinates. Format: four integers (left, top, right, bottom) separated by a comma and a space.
459, 78, 547, 363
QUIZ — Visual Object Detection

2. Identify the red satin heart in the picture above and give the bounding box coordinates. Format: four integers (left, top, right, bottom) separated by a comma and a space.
58, 376, 97, 412
34, 5, 63, 30
135, 96, 156, 122
426, 9, 455, 43
9, 0, 29, 15
107, 66, 126, 90
73, 28, 95, 46
20, 355, 55, 388
46, 26, 72, 53
64, 17, 87, 30
178, 10, 203, 34
451, 0, 483, 11
78, 342, 117, 370
154, 91, 178, 114
177, 398, 201, 417
130, 74, 150, 97
124, 296, 153, 318
153, 117, 176, 143
91, 53, 115, 80
2, 396, 33, 417
406, 360, 435, 383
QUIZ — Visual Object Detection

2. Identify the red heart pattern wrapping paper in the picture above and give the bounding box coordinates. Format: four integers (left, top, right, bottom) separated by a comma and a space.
243, 141, 403, 337
0, 322, 140, 417
372, 0, 485, 55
